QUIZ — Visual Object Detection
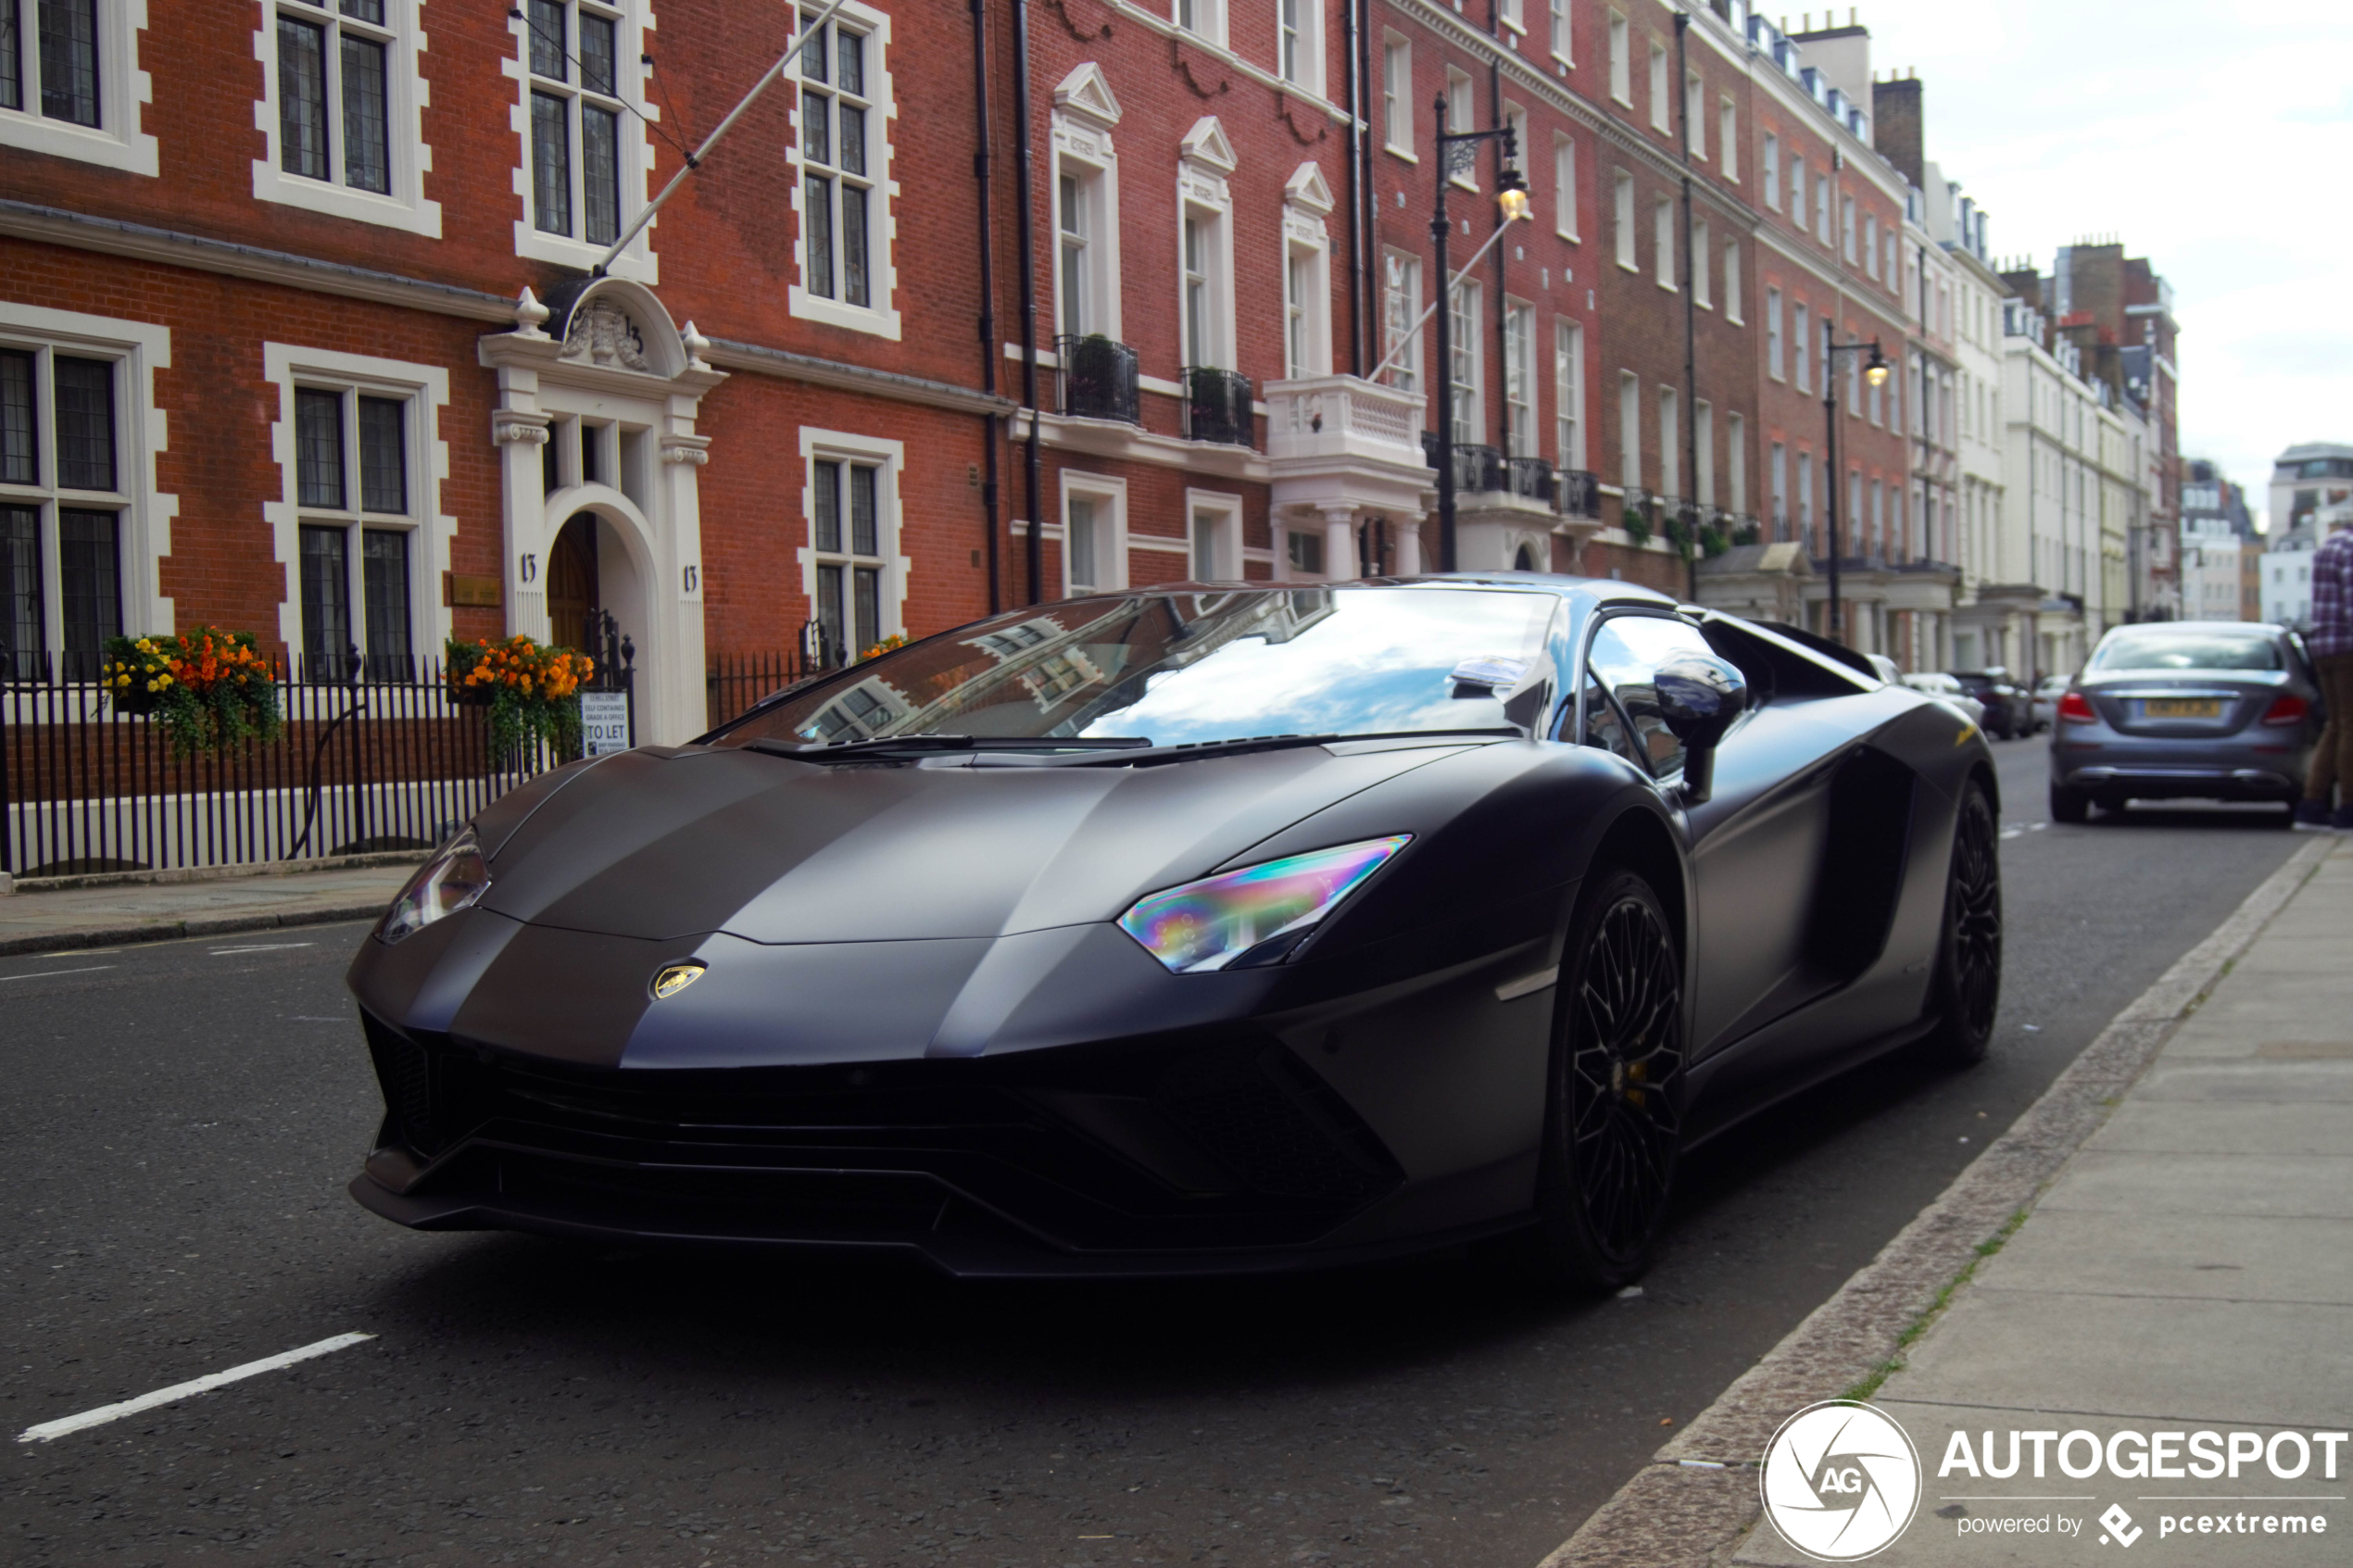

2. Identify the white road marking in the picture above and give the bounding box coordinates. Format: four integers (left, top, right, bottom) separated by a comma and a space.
207, 943, 316, 956
16, 1332, 375, 1444
0, 965, 115, 983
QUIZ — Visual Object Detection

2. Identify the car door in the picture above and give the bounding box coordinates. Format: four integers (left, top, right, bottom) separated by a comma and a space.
1579, 611, 1856, 1060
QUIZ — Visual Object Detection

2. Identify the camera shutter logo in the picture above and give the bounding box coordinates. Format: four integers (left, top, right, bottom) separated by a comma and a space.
1760, 1401, 1923, 1562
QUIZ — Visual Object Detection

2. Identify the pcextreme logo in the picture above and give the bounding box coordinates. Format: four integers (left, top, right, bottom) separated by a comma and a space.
1761, 1401, 1924, 1562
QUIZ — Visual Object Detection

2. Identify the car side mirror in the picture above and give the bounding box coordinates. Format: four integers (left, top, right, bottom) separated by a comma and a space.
1655, 655, 1748, 806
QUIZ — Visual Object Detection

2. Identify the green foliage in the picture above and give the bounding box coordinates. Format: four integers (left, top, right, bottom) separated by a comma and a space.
101, 630, 283, 757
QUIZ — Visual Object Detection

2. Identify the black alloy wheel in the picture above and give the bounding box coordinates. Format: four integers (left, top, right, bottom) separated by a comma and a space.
1522, 868, 1685, 1291
1925, 782, 2002, 1065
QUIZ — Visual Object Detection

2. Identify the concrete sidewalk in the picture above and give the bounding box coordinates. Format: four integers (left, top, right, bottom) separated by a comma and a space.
0, 860, 416, 955
1736, 836, 2353, 1565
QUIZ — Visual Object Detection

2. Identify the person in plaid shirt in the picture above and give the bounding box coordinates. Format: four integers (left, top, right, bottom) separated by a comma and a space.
2296, 510, 2353, 831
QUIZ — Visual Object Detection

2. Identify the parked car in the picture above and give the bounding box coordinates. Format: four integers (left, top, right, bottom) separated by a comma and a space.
1902, 671, 1987, 728
346, 578, 2002, 1290
1950, 670, 2028, 737
2027, 674, 2072, 734
2048, 621, 2322, 823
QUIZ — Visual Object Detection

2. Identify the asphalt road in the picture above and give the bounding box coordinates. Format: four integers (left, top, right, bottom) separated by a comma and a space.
2, 736, 2308, 1567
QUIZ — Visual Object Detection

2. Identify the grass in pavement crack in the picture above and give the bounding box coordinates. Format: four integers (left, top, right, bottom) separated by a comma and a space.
1839, 1205, 2032, 1404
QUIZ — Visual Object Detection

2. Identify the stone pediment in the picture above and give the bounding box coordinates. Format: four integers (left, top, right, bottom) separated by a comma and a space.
1285, 161, 1335, 215
1180, 116, 1237, 173
1053, 62, 1122, 130
527, 277, 694, 381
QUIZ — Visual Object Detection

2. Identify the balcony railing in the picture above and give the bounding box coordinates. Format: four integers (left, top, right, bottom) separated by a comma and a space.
1055, 334, 1140, 424
1554, 469, 1602, 520
1180, 365, 1254, 446
1419, 436, 1557, 503
1500, 454, 1554, 500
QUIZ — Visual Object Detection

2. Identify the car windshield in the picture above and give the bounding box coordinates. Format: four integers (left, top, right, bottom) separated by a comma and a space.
710, 586, 1562, 750
2089, 628, 2281, 672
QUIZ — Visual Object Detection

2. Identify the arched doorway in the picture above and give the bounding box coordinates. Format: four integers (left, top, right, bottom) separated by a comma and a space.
1514, 543, 1538, 571
547, 513, 599, 654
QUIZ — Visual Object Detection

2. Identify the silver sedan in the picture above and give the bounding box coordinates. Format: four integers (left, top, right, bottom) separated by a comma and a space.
2048, 621, 2323, 822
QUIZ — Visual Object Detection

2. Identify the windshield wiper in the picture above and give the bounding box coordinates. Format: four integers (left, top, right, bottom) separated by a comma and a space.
742, 734, 1153, 763
1062, 727, 1524, 766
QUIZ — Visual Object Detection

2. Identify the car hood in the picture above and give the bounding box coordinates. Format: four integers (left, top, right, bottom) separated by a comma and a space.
473, 741, 1478, 945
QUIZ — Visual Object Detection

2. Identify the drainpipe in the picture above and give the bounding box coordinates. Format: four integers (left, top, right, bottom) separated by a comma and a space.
1342, 0, 1364, 374
1010, 0, 1043, 606
971, 0, 1001, 614
1489, 49, 1507, 461
1675, 11, 1700, 602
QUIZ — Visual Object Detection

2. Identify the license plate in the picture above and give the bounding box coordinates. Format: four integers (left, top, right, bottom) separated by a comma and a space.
2144, 698, 2223, 720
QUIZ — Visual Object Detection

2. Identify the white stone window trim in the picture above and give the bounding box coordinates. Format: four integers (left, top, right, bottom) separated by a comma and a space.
1281, 161, 1334, 381
249, 0, 440, 235
1183, 487, 1244, 583
1443, 67, 1476, 191
1276, 0, 1323, 98
1553, 315, 1584, 474
1059, 470, 1128, 596
1051, 64, 1124, 346
1173, 0, 1227, 50
0, 0, 158, 175
786, 0, 900, 339
1552, 132, 1579, 242
260, 343, 452, 663
1378, 32, 1414, 160
1448, 277, 1484, 444
1379, 246, 1423, 397
1177, 116, 1238, 372
0, 306, 175, 657
1606, 9, 1630, 107
796, 426, 908, 640
1547, 0, 1572, 69
505, 0, 659, 284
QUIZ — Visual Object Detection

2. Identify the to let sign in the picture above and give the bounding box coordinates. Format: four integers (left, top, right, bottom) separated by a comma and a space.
580, 691, 631, 756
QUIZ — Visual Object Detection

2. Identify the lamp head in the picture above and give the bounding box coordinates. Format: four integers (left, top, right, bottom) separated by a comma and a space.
1496, 169, 1530, 223
1864, 340, 1890, 388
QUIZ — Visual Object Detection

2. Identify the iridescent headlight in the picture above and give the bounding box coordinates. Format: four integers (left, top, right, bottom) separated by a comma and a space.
1117, 835, 1412, 973
378, 828, 491, 945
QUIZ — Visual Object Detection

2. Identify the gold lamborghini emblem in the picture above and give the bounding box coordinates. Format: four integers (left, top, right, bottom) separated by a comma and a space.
651, 960, 707, 999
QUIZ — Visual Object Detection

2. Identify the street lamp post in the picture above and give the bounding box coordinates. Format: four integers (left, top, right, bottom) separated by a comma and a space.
1429, 98, 1528, 574
1821, 335, 1890, 644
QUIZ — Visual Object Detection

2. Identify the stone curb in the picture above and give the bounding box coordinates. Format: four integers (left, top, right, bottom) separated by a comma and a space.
1537, 834, 2338, 1568
0, 900, 396, 958
0, 848, 430, 897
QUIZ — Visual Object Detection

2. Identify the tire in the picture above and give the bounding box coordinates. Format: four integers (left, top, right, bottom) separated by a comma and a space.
2049, 783, 2089, 824
1520, 868, 1685, 1292
1923, 782, 2002, 1067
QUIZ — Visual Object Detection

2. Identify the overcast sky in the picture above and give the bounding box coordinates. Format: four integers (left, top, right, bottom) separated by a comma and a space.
1852, 0, 2353, 529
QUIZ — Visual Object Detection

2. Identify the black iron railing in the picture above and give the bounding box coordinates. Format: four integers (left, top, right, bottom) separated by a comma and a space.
1554, 469, 1602, 519
1180, 365, 1255, 445
1422, 434, 1497, 495
1055, 334, 1140, 424
705, 630, 839, 733
1, 664, 557, 878
1500, 455, 1554, 501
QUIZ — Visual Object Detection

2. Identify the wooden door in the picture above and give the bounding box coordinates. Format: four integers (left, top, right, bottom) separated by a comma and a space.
548, 513, 598, 654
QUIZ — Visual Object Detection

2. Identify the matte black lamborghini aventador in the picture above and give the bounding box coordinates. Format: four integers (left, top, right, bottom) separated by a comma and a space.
346, 577, 2001, 1286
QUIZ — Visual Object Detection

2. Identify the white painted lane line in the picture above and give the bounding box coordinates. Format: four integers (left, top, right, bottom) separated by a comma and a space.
16, 1332, 375, 1444
207, 943, 316, 956
0, 965, 116, 983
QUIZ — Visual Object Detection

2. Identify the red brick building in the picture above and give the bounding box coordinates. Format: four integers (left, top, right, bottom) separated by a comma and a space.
3, 0, 1966, 755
